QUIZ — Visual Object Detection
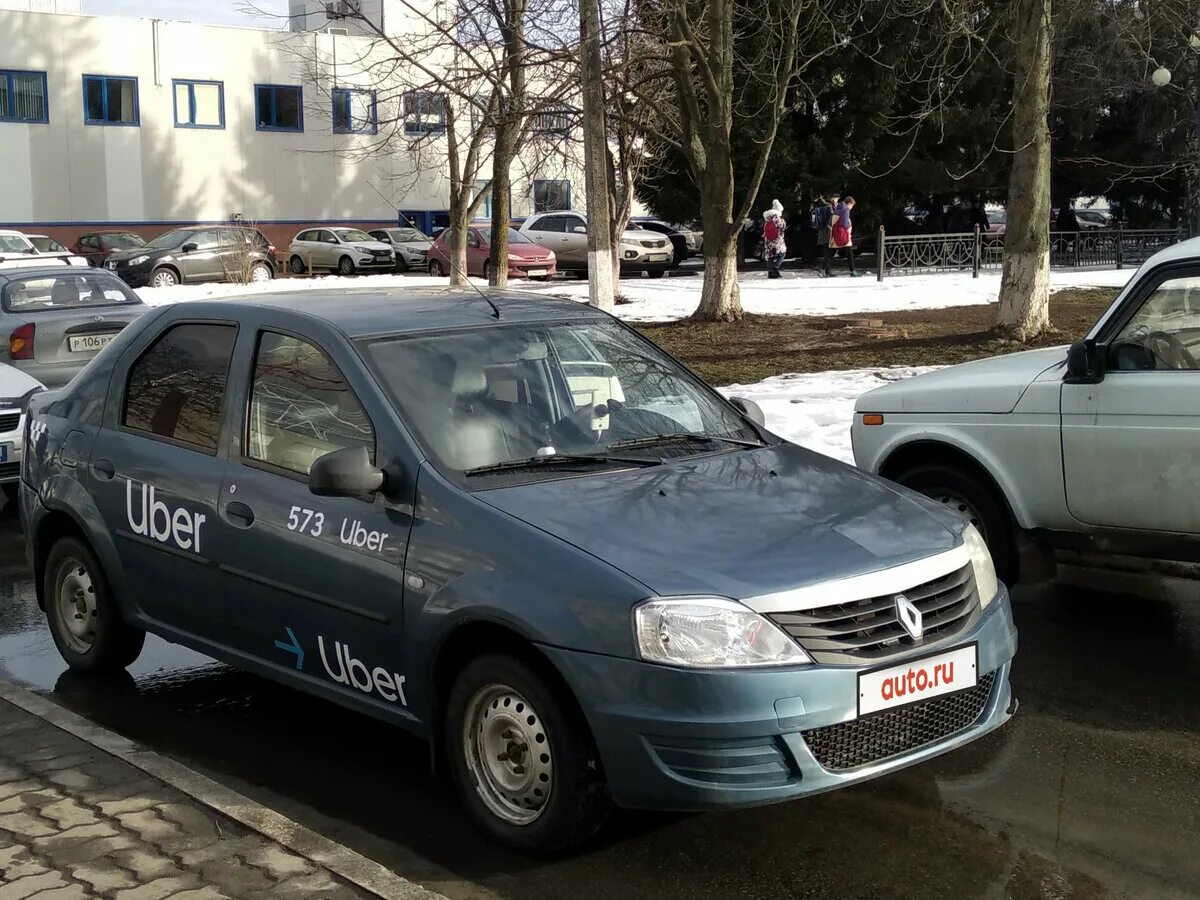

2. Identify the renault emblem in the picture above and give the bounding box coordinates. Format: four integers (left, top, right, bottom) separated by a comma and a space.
895, 594, 923, 640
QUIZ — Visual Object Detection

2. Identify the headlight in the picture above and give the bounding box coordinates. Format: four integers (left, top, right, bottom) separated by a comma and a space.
963, 524, 999, 607
546, 250, 555, 260
128, 255, 149, 266
634, 597, 810, 668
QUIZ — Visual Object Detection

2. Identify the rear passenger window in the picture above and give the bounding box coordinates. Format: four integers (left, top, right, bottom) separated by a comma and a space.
123, 323, 237, 452
246, 332, 373, 475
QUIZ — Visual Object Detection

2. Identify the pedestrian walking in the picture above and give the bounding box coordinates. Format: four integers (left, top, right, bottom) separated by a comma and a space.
830, 195, 860, 277
763, 199, 787, 278
816, 193, 838, 277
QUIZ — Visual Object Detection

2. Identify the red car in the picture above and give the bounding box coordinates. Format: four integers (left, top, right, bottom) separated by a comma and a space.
426, 226, 556, 280
71, 231, 146, 268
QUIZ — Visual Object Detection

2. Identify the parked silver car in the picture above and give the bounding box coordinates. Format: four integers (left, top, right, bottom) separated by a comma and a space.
519, 212, 673, 277
0, 264, 147, 388
367, 227, 430, 272
852, 237, 1200, 585
287, 227, 394, 276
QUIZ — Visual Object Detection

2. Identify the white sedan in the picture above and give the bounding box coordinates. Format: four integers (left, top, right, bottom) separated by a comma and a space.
0, 361, 46, 501
852, 238, 1200, 584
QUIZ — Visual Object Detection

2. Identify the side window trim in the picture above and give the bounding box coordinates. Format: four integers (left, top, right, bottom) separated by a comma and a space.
241, 327, 377, 484
117, 319, 240, 457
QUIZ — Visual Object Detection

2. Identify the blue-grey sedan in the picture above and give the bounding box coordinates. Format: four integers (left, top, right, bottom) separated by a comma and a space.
21, 288, 1017, 851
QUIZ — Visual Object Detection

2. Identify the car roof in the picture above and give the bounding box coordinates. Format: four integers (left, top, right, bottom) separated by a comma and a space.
169, 288, 607, 338
0, 264, 124, 283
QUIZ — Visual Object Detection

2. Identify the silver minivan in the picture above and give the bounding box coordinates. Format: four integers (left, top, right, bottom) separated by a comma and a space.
287, 228, 395, 276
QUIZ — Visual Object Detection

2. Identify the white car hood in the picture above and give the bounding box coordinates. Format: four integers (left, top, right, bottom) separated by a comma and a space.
856, 346, 1068, 414
347, 241, 392, 252
0, 361, 45, 398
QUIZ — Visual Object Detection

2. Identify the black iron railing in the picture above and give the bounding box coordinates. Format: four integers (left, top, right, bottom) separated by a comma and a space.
876, 226, 1185, 281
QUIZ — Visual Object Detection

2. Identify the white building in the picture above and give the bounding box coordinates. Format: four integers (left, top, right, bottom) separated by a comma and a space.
0, 5, 583, 249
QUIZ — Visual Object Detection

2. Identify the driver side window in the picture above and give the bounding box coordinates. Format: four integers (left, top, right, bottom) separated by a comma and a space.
1111, 275, 1200, 371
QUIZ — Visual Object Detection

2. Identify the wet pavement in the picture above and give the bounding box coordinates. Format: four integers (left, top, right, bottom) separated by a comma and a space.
0, 505, 1197, 900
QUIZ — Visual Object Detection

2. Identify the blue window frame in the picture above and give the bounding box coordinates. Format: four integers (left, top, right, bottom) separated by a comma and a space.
82, 75, 139, 126
332, 87, 376, 134
402, 91, 446, 135
533, 179, 572, 213
173, 79, 224, 129
255, 84, 303, 132
0, 69, 49, 124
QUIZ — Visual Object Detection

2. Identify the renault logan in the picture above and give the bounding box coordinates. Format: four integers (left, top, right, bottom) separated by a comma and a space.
21, 288, 1017, 851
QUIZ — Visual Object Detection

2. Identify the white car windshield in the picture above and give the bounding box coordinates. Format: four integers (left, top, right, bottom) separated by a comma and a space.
333, 229, 374, 242
3, 273, 140, 312
0, 235, 34, 254
365, 320, 762, 476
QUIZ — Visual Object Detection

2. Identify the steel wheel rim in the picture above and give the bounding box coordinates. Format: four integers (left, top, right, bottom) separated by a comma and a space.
55, 557, 98, 655
463, 683, 553, 826
251, 264, 271, 282
932, 491, 986, 538
152, 271, 175, 288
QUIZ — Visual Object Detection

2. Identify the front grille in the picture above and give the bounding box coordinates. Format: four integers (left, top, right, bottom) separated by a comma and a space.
0, 413, 19, 433
371, 249, 391, 257
640, 239, 666, 248
803, 672, 996, 771
768, 564, 979, 665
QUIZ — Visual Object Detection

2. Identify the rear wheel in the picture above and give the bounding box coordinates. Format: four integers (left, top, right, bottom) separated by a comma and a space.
44, 537, 144, 672
337, 256, 356, 276
895, 463, 1016, 584
249, 262, 273, 283
429, 259, 446, 277
445, 654, 611, 852
149, 267, 178, 288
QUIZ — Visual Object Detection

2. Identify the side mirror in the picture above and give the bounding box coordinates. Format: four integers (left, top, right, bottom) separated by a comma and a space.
309, 446, 385, 497
572, 225, 587, 234
1065, 338, 1105, 383
728, 396, 766, 427
181, 242, 198, 253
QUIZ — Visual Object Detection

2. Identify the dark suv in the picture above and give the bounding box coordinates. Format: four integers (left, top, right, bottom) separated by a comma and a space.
104, 226, 279, 289
71, 231, 146, 268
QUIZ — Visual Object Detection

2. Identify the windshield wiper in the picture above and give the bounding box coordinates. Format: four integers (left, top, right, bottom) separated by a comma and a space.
605, 432, 765, 452
464, 452, 660, 476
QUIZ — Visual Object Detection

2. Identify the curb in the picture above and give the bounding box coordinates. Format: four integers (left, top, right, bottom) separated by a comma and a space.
0, 676, 447, 900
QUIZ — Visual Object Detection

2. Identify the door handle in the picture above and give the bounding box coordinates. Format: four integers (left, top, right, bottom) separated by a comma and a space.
225, 501, 255, 527
91, 458, 115, 480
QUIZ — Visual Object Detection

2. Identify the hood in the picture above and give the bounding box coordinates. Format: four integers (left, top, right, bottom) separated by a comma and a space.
108, 246, 164, 261
347, 240, 393, 252
0, 362, 44, 397
508, 243, 553, 260
479, 443, 959, 600
619, 228, 669, 248
856, 346, 1068, 414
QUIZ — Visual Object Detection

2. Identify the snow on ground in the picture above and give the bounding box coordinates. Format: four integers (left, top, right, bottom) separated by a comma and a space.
134, 266, 1132, 321
716, 367, 939, 464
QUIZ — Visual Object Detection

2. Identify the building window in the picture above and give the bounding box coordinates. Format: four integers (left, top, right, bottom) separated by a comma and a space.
173, 80, 224, 129
533, 179, 571, 213
0, 70, 48, 124
332, 87, 376, 134
472, 181, 492, 219
83, 75, 138, 126
533, 105, 573, 134
255, 84, 303, 132
403, 91, 446, 135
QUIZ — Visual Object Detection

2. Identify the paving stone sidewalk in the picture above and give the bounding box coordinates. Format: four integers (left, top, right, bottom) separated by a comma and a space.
0, 696, 370, 899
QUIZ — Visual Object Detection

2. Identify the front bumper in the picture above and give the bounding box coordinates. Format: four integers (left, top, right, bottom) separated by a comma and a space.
543, 587, 1017, 811
508, 260, 557, 278
355, 255, 396, 271
106, 259, 154, 286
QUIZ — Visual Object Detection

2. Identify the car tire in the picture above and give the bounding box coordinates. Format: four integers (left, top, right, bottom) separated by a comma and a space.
429, 260, 446, 277
647, 269, 666, 279
149, 267, 178, 288
445, 653, 611, 853
395, 256, 409, 273
338, 256, 356, 277
895, 464, 1016, 584
250, 262, 273, 283
482, 260, 492, 280
44, 537, 145, 673
289, 255, 307, 275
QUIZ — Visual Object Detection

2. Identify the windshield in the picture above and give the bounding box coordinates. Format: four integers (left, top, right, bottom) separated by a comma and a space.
146, 229, 195, 250
0, 235, 33, 254
988, 210, 1006, 224
333, 228, 374, 242
103, 233, 146, 249
3, 272, 141, 312
365, 320, 761, 478
477, 228, 532, 244
30, 237, 66, 253
394, 228, 426, 242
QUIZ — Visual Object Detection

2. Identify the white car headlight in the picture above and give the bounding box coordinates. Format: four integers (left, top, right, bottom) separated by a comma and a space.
635, 597, 810, 668
963, 524, 999, 608
128, 255, 149, 266
546, 250, 555, 260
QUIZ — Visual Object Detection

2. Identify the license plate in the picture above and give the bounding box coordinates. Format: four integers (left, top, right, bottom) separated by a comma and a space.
0, 443, 9, 462
105, 260, 117, 269
526, 269, 548, 277
648, 254, 667, 262
858, 644, 977, 716
69, 333, 117, 353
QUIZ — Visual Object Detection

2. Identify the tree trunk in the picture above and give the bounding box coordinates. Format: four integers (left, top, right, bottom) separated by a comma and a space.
580, 0, 614, 312
693, 233, 741, 322
489, 122, 517, 288
446, 202, 470, 286
996, 0, 1051, 341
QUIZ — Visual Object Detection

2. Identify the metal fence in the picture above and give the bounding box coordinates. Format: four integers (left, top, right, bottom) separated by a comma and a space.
876, 226, 1184, 281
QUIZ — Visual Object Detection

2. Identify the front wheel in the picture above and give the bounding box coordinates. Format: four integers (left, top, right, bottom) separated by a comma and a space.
149, 267, 178, 288
44, 537, 145, 672
429, 259, 446, 277
289, 255, 306, 275
445, 654, 611, 852
338, 256, 356, 276
895, 464, 1016, 584
646, 269, 666, 279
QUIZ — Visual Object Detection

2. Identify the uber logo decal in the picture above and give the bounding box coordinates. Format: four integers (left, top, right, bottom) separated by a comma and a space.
126, 480, 207, 552
318, 636, 408, 706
